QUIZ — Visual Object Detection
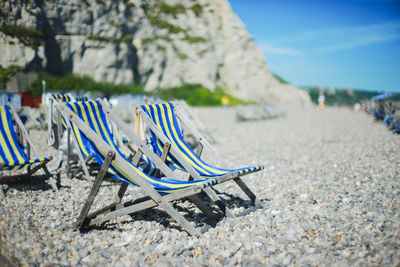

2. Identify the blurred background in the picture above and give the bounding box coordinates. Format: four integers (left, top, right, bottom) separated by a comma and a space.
0, 0, 399, 108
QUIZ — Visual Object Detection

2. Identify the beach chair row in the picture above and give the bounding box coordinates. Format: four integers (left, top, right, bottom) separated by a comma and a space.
0, 93, 264, 236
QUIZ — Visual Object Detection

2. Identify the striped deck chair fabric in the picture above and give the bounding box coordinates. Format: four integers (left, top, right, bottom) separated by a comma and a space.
63, 100, 217, 194
50, 93, 72, 102
50, 93, 88, 102
49, 93, 89, 134
49, 93, 74, 130
62, 102, 157, 177
75, 96, 89, 102
0, 105, 49, 171
141, 103, 263, 177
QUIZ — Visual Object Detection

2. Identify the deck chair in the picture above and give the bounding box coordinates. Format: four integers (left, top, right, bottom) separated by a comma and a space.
47, 93, 94, 181
56, 100, 249, 236
0, 104, 57, 197
137, 102, 264, 208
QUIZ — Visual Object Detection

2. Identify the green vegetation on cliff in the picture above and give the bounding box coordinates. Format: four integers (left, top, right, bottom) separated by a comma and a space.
0, 25, 46, 47
182, 35, 207, 43
26, 73, 251, 106
154, 84, 253, 106
0, 65, 21, 89
147, 15, 187, 34
159, 2, 186, 17
144, 2, 207, 44
190, 4, 203, 17
27, 73, 142, 97
273, 73, 289, 84
87, 35, 133, 44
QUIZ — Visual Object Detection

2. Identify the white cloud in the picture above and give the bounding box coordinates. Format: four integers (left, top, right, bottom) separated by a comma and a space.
316, 33, 400, 52
259, 44, 303, 56
262, 20, 400, 54
313, 21, 400, 52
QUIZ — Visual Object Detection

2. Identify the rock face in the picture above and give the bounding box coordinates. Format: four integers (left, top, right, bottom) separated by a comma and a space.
0, 0, 311, 107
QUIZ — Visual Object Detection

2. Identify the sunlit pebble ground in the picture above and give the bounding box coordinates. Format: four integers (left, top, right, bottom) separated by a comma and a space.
0, 106, 399, 266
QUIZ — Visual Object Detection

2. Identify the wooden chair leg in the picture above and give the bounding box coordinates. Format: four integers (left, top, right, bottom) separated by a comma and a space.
203, 187, 236, 218
112, 149, 144, 209
71, 155, 92, 179
0, 185, 4, 198
194, 143, 203, 157
155, 142, 170, 178
158, 198, 201, 236
88, 186, 205, 236
69, 128, 91, 183
234, 177, 264, 208
42, 165, 59, 191
131, 150, 143, 165
67, 128, 71, 178
113, 183, 128, 209
187, 195, 217, 219
75, 151, 114, 229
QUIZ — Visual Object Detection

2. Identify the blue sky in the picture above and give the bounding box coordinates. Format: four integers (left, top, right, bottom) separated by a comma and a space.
228, 0, 400, 92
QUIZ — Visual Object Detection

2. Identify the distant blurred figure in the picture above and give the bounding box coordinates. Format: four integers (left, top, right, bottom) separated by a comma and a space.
318, 92, 325, 109
354, 102, 361, 112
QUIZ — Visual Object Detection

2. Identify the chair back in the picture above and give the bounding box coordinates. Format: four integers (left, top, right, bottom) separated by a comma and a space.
75, 96, 89, 102
0, 105, 29, 170
141, 103, 234, 176
50, 93, 73, 102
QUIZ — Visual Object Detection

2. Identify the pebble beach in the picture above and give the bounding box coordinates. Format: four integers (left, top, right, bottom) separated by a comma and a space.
0, 106, 399, 266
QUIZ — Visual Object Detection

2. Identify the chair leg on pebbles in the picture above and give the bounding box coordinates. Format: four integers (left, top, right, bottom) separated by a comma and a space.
0, 185, 5, 198
43, 166, 59, 191
234, 177, 264, 208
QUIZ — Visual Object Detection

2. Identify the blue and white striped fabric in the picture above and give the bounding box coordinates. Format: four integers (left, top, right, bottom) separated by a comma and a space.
141, 103, 263, 178
64, 100, 217, 194
0, 105, 48, 171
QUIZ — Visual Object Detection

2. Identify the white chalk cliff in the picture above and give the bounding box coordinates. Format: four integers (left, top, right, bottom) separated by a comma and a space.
0, 0, 311, 107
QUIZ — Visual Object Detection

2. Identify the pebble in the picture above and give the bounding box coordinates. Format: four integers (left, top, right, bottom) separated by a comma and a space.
79, 247, 89, 258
